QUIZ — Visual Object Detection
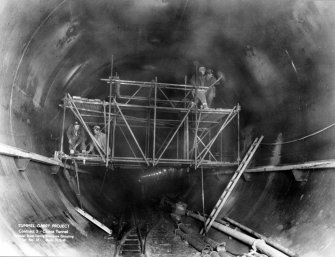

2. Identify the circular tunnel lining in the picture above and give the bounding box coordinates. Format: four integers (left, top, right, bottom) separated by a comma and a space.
1, 1, 335, 256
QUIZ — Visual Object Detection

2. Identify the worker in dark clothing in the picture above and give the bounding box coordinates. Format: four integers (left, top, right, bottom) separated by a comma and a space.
190, 66, 208, 108
87, 125, 110, 156
66, 121, 86, 155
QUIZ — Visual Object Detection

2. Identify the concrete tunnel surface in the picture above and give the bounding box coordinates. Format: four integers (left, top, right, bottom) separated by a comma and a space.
1, 0, 335, 256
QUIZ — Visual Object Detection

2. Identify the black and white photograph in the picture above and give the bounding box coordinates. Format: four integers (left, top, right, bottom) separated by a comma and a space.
0, 0, 334, 256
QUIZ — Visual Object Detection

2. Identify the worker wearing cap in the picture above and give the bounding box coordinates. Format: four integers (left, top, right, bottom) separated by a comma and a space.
66, 121, 87, 155
87, 125, 110, 156
190, 66, 208, 108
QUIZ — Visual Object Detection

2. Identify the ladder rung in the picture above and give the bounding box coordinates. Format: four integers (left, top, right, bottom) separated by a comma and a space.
201, 136, 263, 234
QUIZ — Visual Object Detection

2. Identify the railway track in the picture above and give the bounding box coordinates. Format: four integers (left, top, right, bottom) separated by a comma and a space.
117, 227, 143, 256
115, 205, 149, 257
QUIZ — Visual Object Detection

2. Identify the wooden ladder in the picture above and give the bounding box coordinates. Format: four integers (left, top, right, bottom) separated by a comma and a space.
200, 136, 264, 235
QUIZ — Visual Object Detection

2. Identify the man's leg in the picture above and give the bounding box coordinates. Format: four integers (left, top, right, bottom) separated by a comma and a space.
206, 87, 215, 108
69, 137, 76, 155
79, 138, 86, 153
197, 90, 208, 108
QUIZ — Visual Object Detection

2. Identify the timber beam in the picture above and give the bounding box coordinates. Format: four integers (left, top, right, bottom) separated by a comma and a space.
0, 143, 89, 174
246, 159, 335, 172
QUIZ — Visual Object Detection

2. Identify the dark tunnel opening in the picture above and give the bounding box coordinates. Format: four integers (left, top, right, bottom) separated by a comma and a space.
1, 0, 335, 256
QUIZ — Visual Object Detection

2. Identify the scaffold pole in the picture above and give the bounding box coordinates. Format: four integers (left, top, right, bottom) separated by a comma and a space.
237, 103, 241, 164
153, 77, 157, 165
60, 103, 66, 153
114, 99, 149, 166
154, 103, 193, 166
66, 94, 106, 161
106, 55, 113, 167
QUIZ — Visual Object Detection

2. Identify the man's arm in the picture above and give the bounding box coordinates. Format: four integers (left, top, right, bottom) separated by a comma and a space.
87, 142, 94, 153
190, 74, 197, 87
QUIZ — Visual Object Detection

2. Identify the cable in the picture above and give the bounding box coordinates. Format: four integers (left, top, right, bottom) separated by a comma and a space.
261, 121, 335, 145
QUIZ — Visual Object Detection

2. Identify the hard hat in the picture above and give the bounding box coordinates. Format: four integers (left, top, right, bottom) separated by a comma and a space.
74, 121, 80, 126
199, 66, 206, 72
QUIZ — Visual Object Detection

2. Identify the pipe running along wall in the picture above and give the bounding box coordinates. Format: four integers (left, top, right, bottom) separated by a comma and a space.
1, 0, 335, 256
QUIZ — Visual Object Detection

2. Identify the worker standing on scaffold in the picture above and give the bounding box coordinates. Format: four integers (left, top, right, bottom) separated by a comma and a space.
66, 121, 87, 155
190, 65, 207, 109
204, 68, 217, 108
87, 125, 111, 156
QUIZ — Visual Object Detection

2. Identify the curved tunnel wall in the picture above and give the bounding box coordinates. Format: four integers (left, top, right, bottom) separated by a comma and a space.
1, 0, 335, 256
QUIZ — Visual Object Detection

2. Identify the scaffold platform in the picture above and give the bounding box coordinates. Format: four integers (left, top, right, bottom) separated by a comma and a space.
57, 77, 241, 169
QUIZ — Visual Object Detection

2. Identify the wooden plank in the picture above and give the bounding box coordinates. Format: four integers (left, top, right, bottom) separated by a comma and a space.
0, 143, 62, 166
75, 207, 112, 235
246, 159, 335, 172
0, 143, 89, 174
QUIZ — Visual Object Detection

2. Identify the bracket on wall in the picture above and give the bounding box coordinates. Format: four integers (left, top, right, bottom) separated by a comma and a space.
14, 157, 31, 171
51, 165, 61, 175
292, 169, 310, 182
243, 173, 252, 181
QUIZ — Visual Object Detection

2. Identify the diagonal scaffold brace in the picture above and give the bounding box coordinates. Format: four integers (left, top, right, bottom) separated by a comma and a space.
113, 99, 150, 166
154, 102, 194, 166
196, 105, 238, 168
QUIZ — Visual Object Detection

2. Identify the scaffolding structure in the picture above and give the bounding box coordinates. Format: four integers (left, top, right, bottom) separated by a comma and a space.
57, 76, 241, 169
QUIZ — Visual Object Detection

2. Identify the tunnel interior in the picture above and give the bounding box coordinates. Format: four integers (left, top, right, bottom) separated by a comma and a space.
1, 0, 335, 256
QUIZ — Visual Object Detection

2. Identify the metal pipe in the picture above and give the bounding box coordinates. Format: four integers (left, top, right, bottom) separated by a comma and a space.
158, 87, 175, 108
175, 229, 210, 252
178, 224, 221, 250
156, 129, 174, 157
177, 130, 179, 159
197, 107, 237, 158
106, 56, 113, 167
193, 108, 201, 167
222, 217, 299, 257
153, 78, 157, 165
145, 109, 150, 156
111, 107, 116, 160
66, 94, 106, 160
220, 131, 223, 162
114, 99, 149, 166
197, 110, 238, 168
185, 116, 189, 159
66, 95, 233, 113
154, 103, 193, 166
118, 126, 138, 159
194, 118, 228, 159
201, 166, 206, 234
188, 212, 289, 257
237, 103, 241, 164
125, 86, 143, 105
103, 103, 107, 130
101, 78, 209, 90
197, 135, 217, 161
